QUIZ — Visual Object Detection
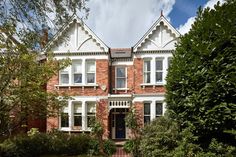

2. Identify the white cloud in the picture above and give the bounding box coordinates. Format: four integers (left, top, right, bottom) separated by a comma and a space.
177, 0, 225, 35
85, 0, 175, 47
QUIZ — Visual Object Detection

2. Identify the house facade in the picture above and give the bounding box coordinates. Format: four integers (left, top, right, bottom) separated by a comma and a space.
46, 14, 180, 139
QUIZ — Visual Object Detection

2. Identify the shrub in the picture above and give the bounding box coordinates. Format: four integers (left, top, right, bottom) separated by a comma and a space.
103, 139, 116, 156
124, 139, 141, 157
88, 138, 100, 155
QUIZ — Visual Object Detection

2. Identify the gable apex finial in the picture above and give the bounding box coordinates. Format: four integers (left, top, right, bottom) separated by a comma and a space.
161, 10, 163, 17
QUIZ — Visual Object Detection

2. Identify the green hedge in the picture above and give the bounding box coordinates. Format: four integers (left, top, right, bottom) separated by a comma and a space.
0, 131, 115, 157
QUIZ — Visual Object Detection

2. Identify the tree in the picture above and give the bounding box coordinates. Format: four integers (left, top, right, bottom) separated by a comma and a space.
166, 0, 236, 147
0, 0, 88, 136
0, 30, 71, 135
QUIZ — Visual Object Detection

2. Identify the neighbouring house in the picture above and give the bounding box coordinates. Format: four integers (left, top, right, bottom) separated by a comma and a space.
45, 13, 180, 139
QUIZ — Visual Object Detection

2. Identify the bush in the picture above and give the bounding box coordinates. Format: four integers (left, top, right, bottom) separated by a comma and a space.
124, 139, 141, 157
88, 138, 100, 155
0, 131, 96, 157
103, 139, 116, 156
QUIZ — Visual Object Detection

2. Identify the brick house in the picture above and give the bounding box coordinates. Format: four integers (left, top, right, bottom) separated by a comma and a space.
45, 14, 180, 139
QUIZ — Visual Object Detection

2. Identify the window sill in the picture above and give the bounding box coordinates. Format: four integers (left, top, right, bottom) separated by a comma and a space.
55, 84, 99, 90
60, 127, 92, 132
140, 83, 164, 89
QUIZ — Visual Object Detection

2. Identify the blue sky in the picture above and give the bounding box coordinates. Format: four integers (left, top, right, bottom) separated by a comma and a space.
85, 0, 224, 48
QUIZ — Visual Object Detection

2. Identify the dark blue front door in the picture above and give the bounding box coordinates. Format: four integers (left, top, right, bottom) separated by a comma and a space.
116, 114, 126, 139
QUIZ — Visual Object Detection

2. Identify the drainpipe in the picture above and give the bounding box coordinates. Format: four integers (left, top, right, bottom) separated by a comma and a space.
108, 48, 112, 94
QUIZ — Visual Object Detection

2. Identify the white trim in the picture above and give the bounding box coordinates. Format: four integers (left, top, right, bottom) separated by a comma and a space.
112, 60, 133, 66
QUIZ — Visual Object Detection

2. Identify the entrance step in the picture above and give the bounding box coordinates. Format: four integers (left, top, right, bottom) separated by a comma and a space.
113, 139, 127, 146
112, 147, 131, 157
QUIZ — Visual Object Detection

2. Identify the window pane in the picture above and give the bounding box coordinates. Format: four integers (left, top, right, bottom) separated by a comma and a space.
144, 116, 150, 124
156, 103, 163, 115
144, 61, 150, 71
117, 78, 125, 88
87, 73, 95, 83
61, 113, 69, 127
117, 67, 125, 77
87, 103, 96, 128
61, 74, 69, 84
156, 72, 163, 82
144, 73, 150, 83
86, 61, 95, 72
73, 61, 82, 73
156, 60, 163, 70
74, 74, 82, 83
144, 103, 150, 115
74, 114, 82, 126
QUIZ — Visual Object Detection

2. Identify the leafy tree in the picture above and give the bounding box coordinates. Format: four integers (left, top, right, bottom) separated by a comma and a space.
166, 0, 236, 147
0, 28, 70, 136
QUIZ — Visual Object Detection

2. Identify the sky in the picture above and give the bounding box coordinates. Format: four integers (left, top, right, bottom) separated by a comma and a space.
85, 0, 224, 48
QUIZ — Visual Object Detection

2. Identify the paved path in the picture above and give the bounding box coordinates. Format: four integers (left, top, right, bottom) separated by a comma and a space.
112, 147, 130, 157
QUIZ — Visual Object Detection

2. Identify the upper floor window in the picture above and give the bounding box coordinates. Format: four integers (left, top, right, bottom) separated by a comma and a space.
143, 60, 151, 83
155, 58, 163, 83
72, 60, 82, 84
60, 67, 69, 84
86, 60, 96, 84
116, 67, 126, 88
156, 102, 163, 118
59, 59, 96, 85
144, 103, 151, 124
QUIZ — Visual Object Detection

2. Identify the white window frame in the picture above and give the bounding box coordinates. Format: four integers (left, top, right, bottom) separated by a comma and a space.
144, 102, 151, 124
72, 102, 82, 129
143, 59, 151, 84
155, 58, 164, 83
115, 66, 127, 89
59, 67, 70, 85
86, 102, 96, 128
85, 60, 96, 84
155, 101, 163, 118
72, 60, 82, 84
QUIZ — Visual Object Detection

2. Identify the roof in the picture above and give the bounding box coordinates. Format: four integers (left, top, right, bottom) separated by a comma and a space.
43, 14, 109, 53
133, 14, 180, 51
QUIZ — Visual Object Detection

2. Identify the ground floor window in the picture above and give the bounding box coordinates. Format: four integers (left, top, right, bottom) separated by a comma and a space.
144, 103, 151, 124
156, 102, 163, 118
60, 101, 96, 131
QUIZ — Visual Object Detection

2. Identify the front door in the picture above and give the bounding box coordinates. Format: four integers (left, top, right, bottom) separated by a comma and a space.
115, 114, 126, 139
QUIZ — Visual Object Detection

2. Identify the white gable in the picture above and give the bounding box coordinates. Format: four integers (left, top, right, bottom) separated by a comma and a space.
45, 16, 108, 53
134, 16, 180, 51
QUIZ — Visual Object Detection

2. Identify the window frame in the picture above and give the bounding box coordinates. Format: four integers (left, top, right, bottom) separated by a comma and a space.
115, 66, 127, 89
86, 102, 96, 128
85, 60, 96, 84
155, 102, 163, 118
144, 102, 151, 124
143, 59, 151, 84
73, 102, 82, 128
155, 58, 164, 83
59, 67, 70, 85
72, 60, 83, 84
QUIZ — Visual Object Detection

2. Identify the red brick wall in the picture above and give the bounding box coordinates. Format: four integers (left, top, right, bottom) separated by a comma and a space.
133, 58, 165, 94
134, 102, 144, 127
96, 99, 109, 139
